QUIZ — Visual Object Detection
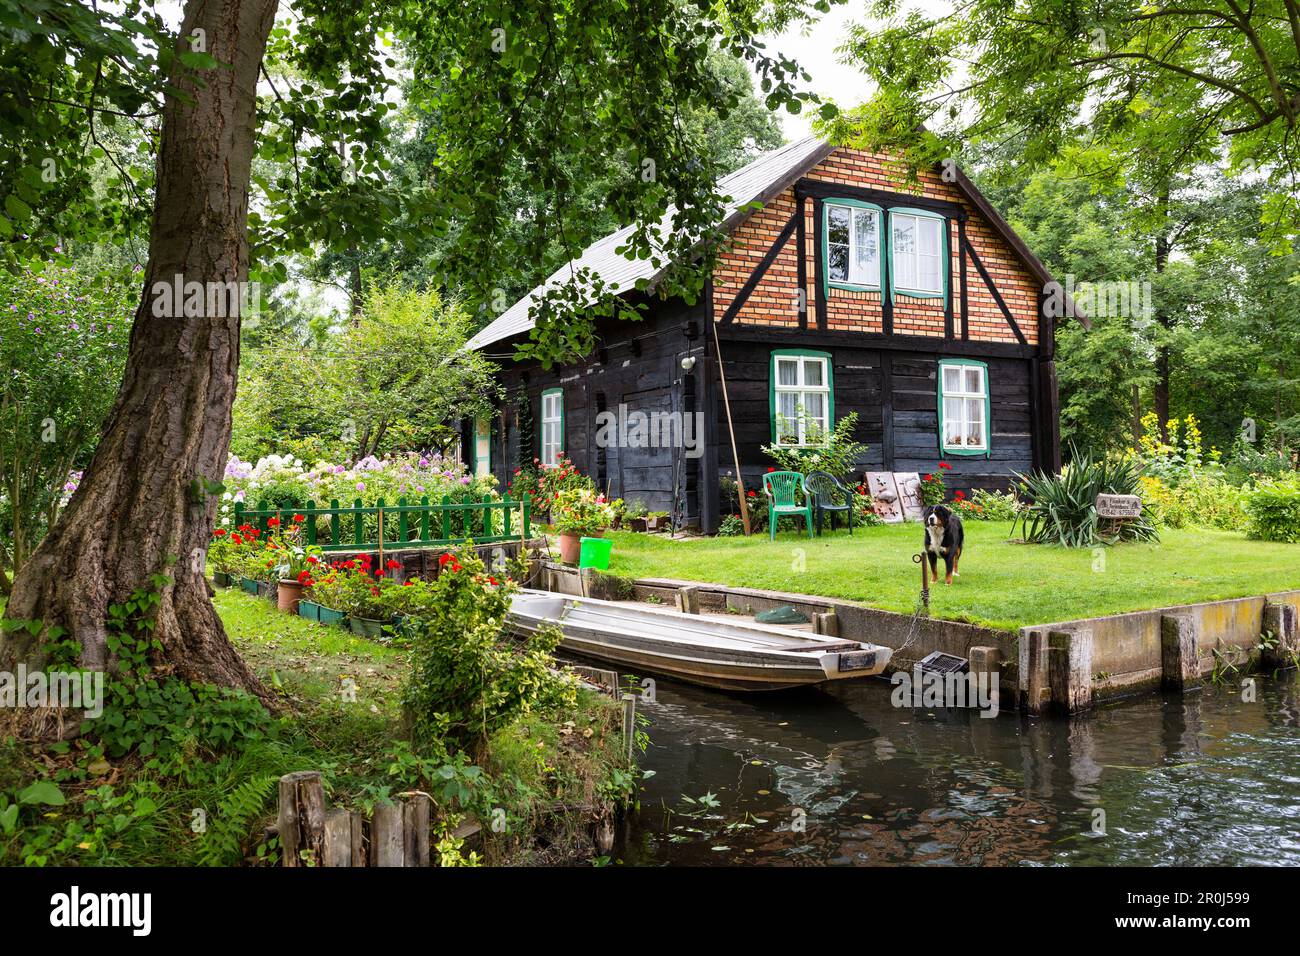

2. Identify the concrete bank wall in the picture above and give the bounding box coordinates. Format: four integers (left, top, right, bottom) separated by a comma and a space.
1019, 589, 1300, 704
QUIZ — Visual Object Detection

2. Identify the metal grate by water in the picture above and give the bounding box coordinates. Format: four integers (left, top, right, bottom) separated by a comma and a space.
917, 651, 969, 675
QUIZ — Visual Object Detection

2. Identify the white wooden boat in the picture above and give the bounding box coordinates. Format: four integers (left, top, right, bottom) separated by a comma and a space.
507, 589, 892, 692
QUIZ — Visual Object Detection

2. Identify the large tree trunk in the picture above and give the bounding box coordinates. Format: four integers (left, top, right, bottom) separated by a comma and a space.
0, 0, 279, 706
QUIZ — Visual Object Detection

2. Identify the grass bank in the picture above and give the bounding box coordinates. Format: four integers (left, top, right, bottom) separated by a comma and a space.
603, 524, 1300, 631
1, 587, 636, 866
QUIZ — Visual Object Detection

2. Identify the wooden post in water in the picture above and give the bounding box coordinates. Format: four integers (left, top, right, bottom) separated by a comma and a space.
1021, 629, 1049, 715
278, 771, 326, 867
1047, 629, 1093, 715
1161, 614, 1201, 691
1262, 601, 1299, 670
621, 693, 637, 761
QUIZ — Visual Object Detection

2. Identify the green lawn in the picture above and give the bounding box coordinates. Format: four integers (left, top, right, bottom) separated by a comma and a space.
602, 524, 1300, 631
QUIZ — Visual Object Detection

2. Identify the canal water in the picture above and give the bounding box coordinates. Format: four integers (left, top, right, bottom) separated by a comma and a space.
613, 670, 1300, 866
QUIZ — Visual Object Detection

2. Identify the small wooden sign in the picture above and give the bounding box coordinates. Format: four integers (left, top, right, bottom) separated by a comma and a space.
894, 472, 924, 521
865, 472, 904, 523
1095, 493, 1142, 518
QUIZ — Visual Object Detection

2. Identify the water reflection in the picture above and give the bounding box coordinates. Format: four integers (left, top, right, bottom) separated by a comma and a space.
613, 669, 1300, 866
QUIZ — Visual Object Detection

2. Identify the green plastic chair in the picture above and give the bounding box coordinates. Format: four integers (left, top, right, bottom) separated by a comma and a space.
762, 471, 813, 541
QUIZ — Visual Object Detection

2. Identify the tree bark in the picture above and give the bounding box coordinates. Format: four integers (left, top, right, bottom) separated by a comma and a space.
1152, 186, 1172, 441
0, 0, 279, 705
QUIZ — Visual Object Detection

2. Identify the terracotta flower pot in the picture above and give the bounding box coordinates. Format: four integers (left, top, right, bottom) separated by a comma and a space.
277, 579, 306, 614
557, 532, 582, 564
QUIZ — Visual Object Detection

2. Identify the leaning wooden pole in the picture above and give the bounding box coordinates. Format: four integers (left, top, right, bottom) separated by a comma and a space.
711, 321, 752, 535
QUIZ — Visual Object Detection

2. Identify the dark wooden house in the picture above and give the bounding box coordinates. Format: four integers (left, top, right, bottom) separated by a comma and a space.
466, 138, 1086, 532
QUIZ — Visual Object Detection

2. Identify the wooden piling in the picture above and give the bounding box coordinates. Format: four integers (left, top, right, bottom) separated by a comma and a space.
277, 771, 326, 867
1262, 601, 1299, 670
371, 802, 405, 867
621, 693, 637, 761
675, 586, 700, 615
1021, 630, 1049, 715
813, 611, 839, 637
322, 809, 354, 867
1047, 629, 1093, 715
1161, 614, 1201, 691
402, 794, 430, 867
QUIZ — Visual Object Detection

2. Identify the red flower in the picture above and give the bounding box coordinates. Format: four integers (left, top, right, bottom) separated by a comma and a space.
438, 553, 454, 567
212, 528, 227, 538
370, 586, 380, 597
488, 576, 499, 586
746, 490, 756, 498
306, 555, 319, 564
955, 489, 966, 500
923, 474, 933, 482
939, 462, 952, 470
231, 534, 243, 545
386, 559, 401, 570
403, 580, 414, 587
297, 570, 313, 584
766, 467, 775, 473
267, 517, 281, 528
292, 513, 305, 523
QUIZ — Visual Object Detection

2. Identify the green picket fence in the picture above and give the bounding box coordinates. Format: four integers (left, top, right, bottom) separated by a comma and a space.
232, 494, 532, 552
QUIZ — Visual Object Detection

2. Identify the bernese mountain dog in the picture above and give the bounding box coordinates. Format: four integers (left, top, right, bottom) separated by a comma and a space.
923, 504, 964, 585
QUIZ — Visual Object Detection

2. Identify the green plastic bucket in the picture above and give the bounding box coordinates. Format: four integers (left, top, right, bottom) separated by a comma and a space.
579, 536, 613, 570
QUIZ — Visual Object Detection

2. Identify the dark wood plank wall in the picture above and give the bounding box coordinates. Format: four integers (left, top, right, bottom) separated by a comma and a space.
712, 333, 1034, 501
489, 297, 708, 520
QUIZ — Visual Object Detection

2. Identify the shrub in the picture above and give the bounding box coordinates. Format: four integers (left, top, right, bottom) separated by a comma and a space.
401, 547, 578, 755
919, 462, 951, 505
507, 453, 592, 509
953, 488, 1020, 521
1244, 476, 1300, 543
1139, 474, 1248, 530
717, 515, 745, 536
1013, 452, 1158, 547
762, 412, 868, 481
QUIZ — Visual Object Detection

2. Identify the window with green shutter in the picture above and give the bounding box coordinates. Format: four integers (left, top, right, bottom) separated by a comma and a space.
938, 359, 990, 456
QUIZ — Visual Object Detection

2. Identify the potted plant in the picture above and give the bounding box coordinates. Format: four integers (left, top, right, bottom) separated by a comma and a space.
265, 514, 323, 614
646, 510, 669, 532
624, 499, 648, 532
302, 569, 349, 626
208, 528, 238, 587
550, 487, 616, 564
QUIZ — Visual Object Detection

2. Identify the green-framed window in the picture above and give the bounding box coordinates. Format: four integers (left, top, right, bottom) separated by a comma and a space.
770, 349, 833, 447
540, 388, 564, 466
938, 359, 990, 457
889, 207, 946, 299
822, 199, 883, 292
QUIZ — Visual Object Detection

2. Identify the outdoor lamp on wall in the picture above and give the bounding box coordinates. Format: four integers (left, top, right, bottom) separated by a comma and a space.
680, 355, 697, 372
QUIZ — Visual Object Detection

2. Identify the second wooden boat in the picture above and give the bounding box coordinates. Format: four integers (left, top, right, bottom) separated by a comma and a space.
507, 589, 892, 692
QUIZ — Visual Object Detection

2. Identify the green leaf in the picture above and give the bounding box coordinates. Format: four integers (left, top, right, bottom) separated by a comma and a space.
3, 194, 32, 221
18, 780, 65, 806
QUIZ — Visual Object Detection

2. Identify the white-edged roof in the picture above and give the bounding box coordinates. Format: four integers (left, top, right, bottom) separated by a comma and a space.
467, 136, 832, 350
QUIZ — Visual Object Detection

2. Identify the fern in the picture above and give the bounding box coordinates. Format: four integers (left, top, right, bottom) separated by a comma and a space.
196, 774, 277, 867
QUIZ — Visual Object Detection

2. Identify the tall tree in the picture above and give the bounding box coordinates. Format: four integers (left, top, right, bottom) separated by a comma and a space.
831, 0, 1300, 246
0, 0, 823, 712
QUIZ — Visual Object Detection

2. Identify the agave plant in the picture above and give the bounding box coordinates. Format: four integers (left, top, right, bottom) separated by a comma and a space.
1012, 452, 1159, 547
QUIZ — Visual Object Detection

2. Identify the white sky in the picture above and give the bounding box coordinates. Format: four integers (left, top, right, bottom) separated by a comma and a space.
761, 3, 874, 141
761, 1, 953, 141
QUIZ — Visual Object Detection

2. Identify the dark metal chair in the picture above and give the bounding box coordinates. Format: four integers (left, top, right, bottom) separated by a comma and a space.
803, 470, 854, 536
